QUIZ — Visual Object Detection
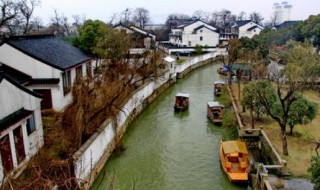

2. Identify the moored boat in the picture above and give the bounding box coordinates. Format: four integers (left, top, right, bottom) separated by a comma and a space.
214, 81, 225, 96
207, 101, 224, 124
220, 140, 249, 183
174, 92, 189, 112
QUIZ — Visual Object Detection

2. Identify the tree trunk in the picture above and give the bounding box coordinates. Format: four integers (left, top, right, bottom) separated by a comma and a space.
250, 106, 254, 129
281, 128, 289, 156
289, 125, 294, 135
237, 80, 241, 101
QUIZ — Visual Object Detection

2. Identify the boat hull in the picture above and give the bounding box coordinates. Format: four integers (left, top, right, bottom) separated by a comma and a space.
219, 141, 248, 183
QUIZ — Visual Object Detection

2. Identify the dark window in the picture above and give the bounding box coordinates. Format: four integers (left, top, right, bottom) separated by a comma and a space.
26, 115, 36, 135
200, 36, 203, 41
62, 71, 71, 95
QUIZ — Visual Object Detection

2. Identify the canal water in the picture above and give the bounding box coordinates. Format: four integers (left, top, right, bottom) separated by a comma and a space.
91, 63, 247, 190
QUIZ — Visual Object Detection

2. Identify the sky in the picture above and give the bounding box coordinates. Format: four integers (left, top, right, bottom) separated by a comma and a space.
33, 0, 320, 24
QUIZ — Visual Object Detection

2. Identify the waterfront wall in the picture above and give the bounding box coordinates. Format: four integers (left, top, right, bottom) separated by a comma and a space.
72, 50, 226, 188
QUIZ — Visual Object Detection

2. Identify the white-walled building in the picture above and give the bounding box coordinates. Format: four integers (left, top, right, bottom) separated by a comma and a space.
0, 73, 44, 181
169, 20, 220, 47
231, 20, 264, 39
0, 35, 93, 111
114, 24, 156, 54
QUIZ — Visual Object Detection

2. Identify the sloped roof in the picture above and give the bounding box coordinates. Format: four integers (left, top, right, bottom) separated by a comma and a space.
233, 20, 252, 28
275, 21, 301, 30
194, 25, 218, 33
176, 92, 189, 98
0, 63, 31, 85
222, 140, 248, 154
207, 101, 224, 108
4, 35, 92, 71
0, 108, 33, 132
0, 72, 42, 98
0, 64, 60, 86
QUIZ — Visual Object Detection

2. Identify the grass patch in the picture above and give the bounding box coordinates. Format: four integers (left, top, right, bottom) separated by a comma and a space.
176, 59, 186, 64
233, 84, 320, 177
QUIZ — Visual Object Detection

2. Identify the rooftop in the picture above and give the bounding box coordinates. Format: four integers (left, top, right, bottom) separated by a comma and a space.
4, 35, 92, 71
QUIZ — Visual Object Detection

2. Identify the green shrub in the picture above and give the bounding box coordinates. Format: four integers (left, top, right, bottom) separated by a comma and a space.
308, 156, 320, 190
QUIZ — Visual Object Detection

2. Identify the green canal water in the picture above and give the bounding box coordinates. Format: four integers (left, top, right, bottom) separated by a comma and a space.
91, 63, 247, 190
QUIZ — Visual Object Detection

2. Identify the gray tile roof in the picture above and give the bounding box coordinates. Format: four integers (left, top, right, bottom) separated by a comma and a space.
4, 35, 92, 71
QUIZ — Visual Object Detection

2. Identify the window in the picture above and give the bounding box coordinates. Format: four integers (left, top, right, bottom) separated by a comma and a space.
26, 115, 36, 135
200, 36, 203, 41
188, 41, 191, 46
62, 71, 71, 95
76, 65, 83, 80
200, 30, 203, 33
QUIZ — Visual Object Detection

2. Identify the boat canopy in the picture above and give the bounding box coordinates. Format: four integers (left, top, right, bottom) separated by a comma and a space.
214, 81, 225, 85
208, 101, 224, 108
222, 141, 248, 154
176, 92, 190, 98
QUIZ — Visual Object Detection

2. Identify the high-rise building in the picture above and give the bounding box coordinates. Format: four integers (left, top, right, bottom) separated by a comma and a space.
272, 1, 292, 25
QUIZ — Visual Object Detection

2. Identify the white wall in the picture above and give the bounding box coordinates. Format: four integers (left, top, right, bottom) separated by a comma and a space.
182, 27, 219, 47
238, 22, 263, 39
0, 78, 44, 182
170, 21, 219, 47
0, 44, 61, 78
0, 44, 91, 111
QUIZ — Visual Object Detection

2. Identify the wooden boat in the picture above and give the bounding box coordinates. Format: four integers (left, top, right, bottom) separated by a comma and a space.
174, 92, 189, 112
217, 66, 229, 75
214, 81, 225, 96
220, 140, 249, 183
207, 101, 224, 124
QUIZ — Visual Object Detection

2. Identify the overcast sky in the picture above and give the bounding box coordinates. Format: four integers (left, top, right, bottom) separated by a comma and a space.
33, 0, 320, 24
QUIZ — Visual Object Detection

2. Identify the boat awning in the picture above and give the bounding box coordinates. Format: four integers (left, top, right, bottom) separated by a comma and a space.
176, 92, 190, 98
214, 81, 225, 85
163, 56, 175, 63
208, 101, 224, 108
222, 141, 248, 154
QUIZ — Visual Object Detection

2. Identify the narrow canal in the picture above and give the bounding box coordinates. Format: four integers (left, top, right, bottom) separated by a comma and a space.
91, 63, 247, 190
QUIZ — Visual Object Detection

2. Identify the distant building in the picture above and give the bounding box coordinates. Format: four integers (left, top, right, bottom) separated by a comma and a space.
169, 20, 219, 47
144, 24, 165, 31
114, 23, 156, 54
273, 1, 293, 25
272, 20, 301, 31
231, 20, 264, 39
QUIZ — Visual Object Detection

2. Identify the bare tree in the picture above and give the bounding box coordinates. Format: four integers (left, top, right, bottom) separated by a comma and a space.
17, 0, 40, 34
218, 9, 236, 32
209, 11, 219, 27
61, 15, 70, 35
192, 10, 210, 22
121, 8, 132, 26
165, 13, 191, 29
132, 7, 150, 29
49, 9, 63, 35
108, 12, 118, 25
72, 14, 82, 28
237, 11, 246, 21
250, 12, 263, 24
0, 0, 19, 28
30, 16, 43, 32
